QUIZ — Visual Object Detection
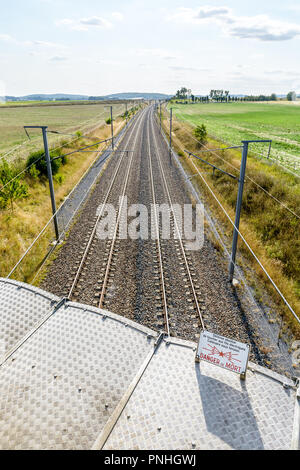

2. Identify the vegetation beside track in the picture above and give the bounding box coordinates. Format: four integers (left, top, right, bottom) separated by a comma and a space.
0, 106, 141, 281
161, 106, 300, 337
170, 101, 300, 175
0, 101, 131, 159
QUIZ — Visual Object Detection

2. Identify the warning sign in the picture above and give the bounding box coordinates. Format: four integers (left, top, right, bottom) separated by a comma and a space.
196, 331, 250, 376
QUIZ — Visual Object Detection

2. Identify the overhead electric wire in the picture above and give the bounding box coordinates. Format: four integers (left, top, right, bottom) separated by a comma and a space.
1, 136, 111, 191
171, 118, 300, 220
7, 141, 112, 278
0, 154, 45, 191
185, 150, 300, 325
6, 107, 138, 281
159, 107, 300, 324
51, 137, 112, 161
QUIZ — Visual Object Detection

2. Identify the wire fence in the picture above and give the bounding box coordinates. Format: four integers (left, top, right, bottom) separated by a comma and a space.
165, 110, 300, 220
158, 107, 300, 328
0, 102, 135, 164
171, 107, 300, 178
4, 108, 139, 284
0, 102, 139, 207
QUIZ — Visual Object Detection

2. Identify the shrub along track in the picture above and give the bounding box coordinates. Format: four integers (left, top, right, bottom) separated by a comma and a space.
41, 105, 293, 376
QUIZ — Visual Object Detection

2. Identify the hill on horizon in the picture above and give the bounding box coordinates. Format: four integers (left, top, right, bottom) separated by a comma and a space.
4, 92, 171, 102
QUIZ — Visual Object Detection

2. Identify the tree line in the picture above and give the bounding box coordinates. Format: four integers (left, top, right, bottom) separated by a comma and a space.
172, 87, 298, 103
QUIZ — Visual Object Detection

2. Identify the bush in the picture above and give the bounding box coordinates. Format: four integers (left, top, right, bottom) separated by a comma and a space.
53, 173, 64, 184
28, 164, 40, 180
0, 160, 28, 211
26, 149, 62, 178
106, 118, 112, 125
194, 124, 207, 147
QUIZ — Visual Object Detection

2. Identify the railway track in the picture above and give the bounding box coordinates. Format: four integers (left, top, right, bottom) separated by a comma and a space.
147, 109, 205, 336
67, 107, 147, 304
42, 104, 275, 368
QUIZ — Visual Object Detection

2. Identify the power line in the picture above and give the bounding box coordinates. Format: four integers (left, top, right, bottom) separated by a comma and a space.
158, 110, 300, 328
186, 152, 300, 325
51, 137, 112, 161
0, 103, 129, 164
7, 107, 138, 281
0, 154, 44, 191
174, 121, 300, 220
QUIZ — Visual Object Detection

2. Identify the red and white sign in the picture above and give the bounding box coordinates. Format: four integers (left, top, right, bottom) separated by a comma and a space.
196, 331, 250, 375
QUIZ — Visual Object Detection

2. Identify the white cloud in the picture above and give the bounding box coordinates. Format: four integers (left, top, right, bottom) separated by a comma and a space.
0, 34, 14, 42
169, 65, 210, 72
0, 34, 65, 50
56, 16, 113, 31
111, 12, 123, 22
50, 56, 68, 62
27, 40, 65, 48
134, 48, 178, 60
168, 6, 300, 41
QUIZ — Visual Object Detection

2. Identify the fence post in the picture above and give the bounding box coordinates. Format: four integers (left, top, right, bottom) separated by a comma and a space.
110, 106, 114, 150
267, 141, 272, 159
160, 102, 162, 132
169, 107, 173, 161
229, 141, 249, 282
41, 126, 60, 242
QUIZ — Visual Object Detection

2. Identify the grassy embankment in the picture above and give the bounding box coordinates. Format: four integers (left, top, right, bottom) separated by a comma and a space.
0, 102, 139, 282
171, 102, 300, 175
162, 103, 300, 337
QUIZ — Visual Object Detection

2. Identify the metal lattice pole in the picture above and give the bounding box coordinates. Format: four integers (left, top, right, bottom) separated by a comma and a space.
42, 127, 60, 241
24, 125, 60, 242
160, 102, 162, 132
229, 142, 249, 281
169, 107, 172, 161
110, 106, 114, 150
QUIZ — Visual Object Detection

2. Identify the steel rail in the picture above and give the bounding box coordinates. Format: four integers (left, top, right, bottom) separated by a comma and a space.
147, 113, 170, 337
68, 108, 147, 299
150, 108, 205, 331
98, 108, 146, 308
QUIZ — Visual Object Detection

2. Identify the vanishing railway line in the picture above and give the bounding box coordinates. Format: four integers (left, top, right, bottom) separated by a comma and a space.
148, 107, 205, 329
67, 107, 147, 305
42, 104, 275, 366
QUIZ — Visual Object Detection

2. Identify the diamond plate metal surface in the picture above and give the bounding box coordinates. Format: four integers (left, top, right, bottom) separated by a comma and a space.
0, 278, 59, 358
104, 338, 297, 450
0, 279, 297, 450
0, 301, 157, 450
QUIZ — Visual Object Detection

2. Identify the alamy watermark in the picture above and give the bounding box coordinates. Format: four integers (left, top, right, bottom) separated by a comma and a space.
95, 197, 204, 251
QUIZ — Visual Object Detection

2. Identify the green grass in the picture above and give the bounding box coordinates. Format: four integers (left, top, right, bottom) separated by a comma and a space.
0, 102, 127, 159
170, 102, 300, 175
162, 108, 300, 334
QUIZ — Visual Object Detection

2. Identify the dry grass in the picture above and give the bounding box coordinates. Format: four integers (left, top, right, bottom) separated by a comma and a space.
0, 102, 128, 161
161, 109, 300, 337
0, 114, 128, 282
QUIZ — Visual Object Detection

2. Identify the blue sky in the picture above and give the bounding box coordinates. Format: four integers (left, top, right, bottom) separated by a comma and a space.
1, 0, 300, 96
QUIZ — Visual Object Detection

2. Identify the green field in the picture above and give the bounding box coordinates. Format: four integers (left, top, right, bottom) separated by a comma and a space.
170, 102, 300, 175
0, 102, 127, 161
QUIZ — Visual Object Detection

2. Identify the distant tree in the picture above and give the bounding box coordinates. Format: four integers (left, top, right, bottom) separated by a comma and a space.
210, 90, 229, 101
175, 87, 189, 99
287, 91, 296, 101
